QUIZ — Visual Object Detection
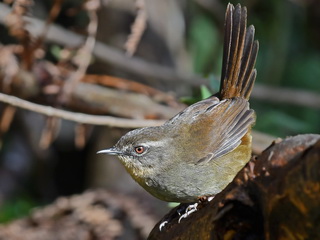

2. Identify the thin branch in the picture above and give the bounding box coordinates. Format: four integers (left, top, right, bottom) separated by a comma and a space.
74, 123, 92, 149
0, 92, 166, 128
82, 74, 179, 107
252, 84, 320, 109
124, 0, 147, 56
0, 105, 16, 133
6, 0, 34, 69
61, 0, 99, 102
71, 82, 181, 119
39, 117, 60, 149
34, 0, 63, 50
0, 44, 20, 93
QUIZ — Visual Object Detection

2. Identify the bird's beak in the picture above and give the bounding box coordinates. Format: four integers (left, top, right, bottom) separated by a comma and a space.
97, 147, 122, 155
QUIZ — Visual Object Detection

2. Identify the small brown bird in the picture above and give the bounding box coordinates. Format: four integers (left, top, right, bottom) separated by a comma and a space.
98, 3, 259, 203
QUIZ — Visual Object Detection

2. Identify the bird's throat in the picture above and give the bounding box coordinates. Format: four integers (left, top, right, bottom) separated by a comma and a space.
117, 156, 154, 186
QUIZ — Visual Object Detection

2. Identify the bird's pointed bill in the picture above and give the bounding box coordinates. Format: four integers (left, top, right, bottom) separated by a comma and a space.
97, 148, 121, 155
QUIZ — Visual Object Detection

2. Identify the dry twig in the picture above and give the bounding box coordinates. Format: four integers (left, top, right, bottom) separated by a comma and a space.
33, 0, 63, 50
5, 0, 33, 40
0, 44, 20, 93
124, 0, 147, 56
82, 74, 179, 107
0, 92, 166, 128
0, 105, 16, 134
6, 0, 34, 69
61, 0, 100, 103
39, 117, 61, 149
75, 124, 92, 149
252, 84, 320, 109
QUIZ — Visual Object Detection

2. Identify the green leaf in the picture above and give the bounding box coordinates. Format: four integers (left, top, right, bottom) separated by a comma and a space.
200, 85, 212, 99
0, 196, 37, 223
168, 202, 180, 208
50, 45, 62, 60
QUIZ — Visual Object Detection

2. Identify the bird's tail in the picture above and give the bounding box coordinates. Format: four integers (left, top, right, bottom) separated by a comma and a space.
219, 3, 259, 100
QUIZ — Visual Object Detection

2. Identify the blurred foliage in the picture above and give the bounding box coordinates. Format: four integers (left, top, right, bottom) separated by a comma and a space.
0, 196, 37, 223
200, 85, 212, 99
189, 12, 220, 74
180, 85, 212, 105
188, 0, 320, 137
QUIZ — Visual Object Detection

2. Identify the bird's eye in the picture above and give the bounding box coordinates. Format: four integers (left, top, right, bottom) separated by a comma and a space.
134, 146, 145, 154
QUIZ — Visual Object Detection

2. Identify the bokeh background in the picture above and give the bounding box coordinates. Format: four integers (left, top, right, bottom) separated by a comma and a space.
0, 0, 319, 233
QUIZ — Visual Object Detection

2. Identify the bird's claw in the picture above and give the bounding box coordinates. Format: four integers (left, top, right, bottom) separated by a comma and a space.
159, 220, 168, 231
178, 202, 198, 223
159, 201, 204, 230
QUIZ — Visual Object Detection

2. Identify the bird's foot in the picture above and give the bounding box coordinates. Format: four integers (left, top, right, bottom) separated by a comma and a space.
159, 196, 215, 231
178, 202, 198, 223
159, 220, 168, 231
159, 203, 197, 231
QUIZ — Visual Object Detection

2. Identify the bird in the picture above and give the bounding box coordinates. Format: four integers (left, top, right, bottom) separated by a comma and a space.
98, 3, 259, 204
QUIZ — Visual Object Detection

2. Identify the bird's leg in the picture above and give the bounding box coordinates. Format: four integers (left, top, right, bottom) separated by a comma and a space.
178, 195, 215, 223
159, 203, 189, 231
159, 196, 215, 230
178, 202, 199, 223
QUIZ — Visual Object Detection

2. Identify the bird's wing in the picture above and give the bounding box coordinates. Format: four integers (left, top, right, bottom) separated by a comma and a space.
182, 97, 255, 164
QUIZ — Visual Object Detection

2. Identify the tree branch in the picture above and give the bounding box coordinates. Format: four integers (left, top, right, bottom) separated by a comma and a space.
0, 92, 165, 128
252, 84, 320, 109
61, 0, 99, 102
